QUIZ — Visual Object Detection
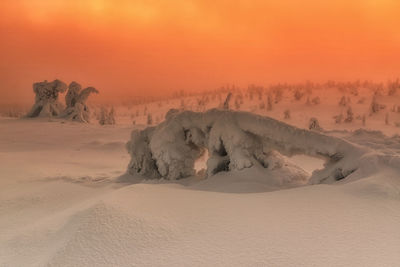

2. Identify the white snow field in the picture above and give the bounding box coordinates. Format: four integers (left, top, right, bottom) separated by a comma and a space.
1, 111, 400, 267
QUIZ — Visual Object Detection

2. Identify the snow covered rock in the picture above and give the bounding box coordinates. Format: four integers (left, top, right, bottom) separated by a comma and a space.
127, 109, 375, 184
26, 79, 67, 118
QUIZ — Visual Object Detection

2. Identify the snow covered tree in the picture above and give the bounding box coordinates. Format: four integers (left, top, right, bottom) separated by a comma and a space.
26, 79, 67, 118
61, 82, 99, 123
127, 109, 371, 184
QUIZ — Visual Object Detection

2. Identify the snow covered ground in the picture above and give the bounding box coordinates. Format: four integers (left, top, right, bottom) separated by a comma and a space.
1, 113, 400, 266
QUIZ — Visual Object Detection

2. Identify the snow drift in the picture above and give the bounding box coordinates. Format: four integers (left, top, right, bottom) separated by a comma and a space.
127, 109, 398, 184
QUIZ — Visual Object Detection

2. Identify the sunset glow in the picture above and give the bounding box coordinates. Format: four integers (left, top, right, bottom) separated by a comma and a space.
1, 0, 399, 103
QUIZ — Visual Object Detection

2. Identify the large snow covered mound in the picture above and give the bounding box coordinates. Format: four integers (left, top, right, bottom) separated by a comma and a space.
126, 109, 399, 184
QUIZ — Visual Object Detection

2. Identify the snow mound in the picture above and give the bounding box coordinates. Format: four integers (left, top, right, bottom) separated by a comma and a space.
126, 109, 394, 184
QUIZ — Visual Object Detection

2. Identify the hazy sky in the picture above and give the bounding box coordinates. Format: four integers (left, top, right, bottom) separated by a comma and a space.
1, 0, 399, 104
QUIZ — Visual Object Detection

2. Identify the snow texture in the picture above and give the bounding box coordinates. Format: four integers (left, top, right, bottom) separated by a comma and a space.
26, 79, 67, 118
127, 109, 399, 183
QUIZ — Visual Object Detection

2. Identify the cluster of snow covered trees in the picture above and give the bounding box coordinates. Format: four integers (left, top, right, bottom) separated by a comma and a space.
26, 80, 99, 123
127, 109, 376, 184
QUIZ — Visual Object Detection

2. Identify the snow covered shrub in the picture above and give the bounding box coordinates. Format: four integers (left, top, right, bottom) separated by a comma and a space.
26, 79, 67, 118
308, 117, 322, 131
127, 109, 371, 184
284, 109, 291, 119
61, 82, 99, 123
99, 106, 116, 125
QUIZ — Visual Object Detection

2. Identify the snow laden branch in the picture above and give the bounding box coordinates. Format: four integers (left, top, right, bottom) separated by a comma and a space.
126, 109, 377, 184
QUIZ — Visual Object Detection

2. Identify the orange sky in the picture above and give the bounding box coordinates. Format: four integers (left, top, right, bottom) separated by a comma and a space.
0, 0, 399, 104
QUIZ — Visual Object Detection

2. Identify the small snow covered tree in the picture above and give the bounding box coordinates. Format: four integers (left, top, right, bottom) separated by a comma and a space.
333, 113, 343, 124
234, 97, 241, 110
308, 117, 322, 131
387, 79, 399, 96
26, 79, 67, 118
223, 92, 233, 109
284, 109, 291, 119
294, 89, 304, 101
369, 94, 385, 115
99, 106, 116, 125
274, 88, 283, 103
311, 96, 320, 105
147, 113, 153, 125
362, 114, 366, 126
344, 107, 354, 123
267, 94, 273, 111
338, 96, 347, 107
